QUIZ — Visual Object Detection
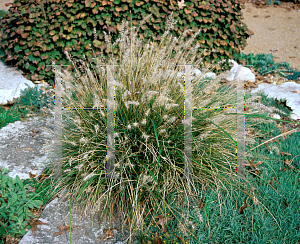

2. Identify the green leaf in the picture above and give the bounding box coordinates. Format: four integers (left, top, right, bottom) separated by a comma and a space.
81, 21, 87, 29
93, 40, 102, 47
7, 192, 18, 207
31, 200, 42, 209
26, 211, 35, 219
14, 45, 22, 52
0, 225, 9, 236
15, 176, 24, 190
27, 53, 36, 62
0, 212, 8, 220
9, 206, 16, 213
27, 203, 34, 209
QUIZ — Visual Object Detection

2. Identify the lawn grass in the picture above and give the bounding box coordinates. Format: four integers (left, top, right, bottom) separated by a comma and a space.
0, 62, 299, 243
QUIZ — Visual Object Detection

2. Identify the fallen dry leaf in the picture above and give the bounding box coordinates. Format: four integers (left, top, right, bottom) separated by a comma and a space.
29, 172, 37, 179
198, 199, 205, 209
4, 234, 21, 244
153, 231, 163, 244
283, 159, 296, 170
27, 218, 49, 236
279, 150, 292, 156
53, 224, 71, 237
53, 221, 82, 237
0, 105, 11, 111
29, 202, 45, 218
99, 227, 120, 240
239, 197, 249, 214
245, 158, 263, 174
251, 161, 263, 169
267, 177, 279, 186
174, 233, 189, 243
244, 105, 251, 112
37, 172, 48, 181
280, 125, 289, 140
154, 214, 174, 233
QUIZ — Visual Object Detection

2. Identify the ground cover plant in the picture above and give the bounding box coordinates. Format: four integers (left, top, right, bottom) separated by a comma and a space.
266, 0, 282, 6
232, 52, 300, 82
0, 82, 55, 130
0, 166, 61, 243
0, 9, 300, 244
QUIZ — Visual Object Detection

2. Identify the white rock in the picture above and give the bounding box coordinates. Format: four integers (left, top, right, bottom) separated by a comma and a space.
223, 59, 255, 83
271, 113, 281, 120
250, 82, 300, 121
164, 59, 254, 83
0, 61, 50, 105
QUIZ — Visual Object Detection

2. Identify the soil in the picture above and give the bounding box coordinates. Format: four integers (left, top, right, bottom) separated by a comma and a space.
241, 1, 300, 71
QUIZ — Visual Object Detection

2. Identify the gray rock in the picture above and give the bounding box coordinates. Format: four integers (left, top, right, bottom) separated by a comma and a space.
0, 113, 139, 244
19, 190, 138, 244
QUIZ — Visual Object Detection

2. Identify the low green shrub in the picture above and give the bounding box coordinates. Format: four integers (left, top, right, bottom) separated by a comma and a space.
0, 84, 54, 130
0, 167, 59, 240
0, 105, 23, 129
0, 10, 9, 18
266, 0, 282, 6
0, 0, 253, 87
233, 52, 300, 81
16, 84, 55, 116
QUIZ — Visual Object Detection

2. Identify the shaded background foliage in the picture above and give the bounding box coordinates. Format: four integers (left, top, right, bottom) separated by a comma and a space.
0, 0, 253, 87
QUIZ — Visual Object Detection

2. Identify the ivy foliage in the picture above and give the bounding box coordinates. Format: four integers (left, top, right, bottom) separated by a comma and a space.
0, 0, 253, 87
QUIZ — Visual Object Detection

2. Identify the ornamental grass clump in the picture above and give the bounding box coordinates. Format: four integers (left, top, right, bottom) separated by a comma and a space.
39, 11, 293, 242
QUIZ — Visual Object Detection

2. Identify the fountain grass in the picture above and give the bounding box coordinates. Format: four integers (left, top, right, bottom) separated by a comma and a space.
0, 10, 299, 243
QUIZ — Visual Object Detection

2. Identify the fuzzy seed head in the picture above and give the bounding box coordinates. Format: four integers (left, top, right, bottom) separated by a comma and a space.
141, 119, 147, 125
142, 132, 150, 142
